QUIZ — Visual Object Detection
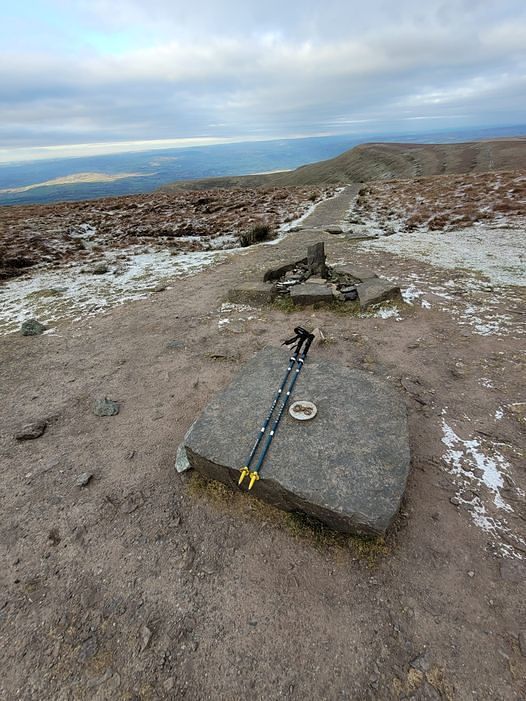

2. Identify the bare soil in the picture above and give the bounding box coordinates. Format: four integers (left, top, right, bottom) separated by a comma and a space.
1, 185, 525, 700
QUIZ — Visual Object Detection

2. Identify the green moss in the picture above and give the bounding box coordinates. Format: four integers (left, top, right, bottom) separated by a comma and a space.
187, 472, 232, 502
284, 511, 389, 564
271, 295, 296, 313
326, 299, 361, 315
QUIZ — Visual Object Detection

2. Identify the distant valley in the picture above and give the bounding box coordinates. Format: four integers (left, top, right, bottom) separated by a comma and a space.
1, 125, 525, 205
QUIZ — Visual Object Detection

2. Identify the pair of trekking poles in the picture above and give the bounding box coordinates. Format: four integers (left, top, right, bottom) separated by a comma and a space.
238, 326, 315, 490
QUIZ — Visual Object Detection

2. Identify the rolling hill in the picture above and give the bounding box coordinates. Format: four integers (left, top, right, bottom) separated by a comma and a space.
161, 138, 526, 191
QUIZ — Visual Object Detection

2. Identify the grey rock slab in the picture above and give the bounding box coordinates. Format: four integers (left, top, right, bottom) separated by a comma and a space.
307, 242, 328, 278
21, 319, 46, 336
356, 278, 402, 310
180, 347, 410, 535
92, 398, 120, 417
325, 225, 343, 234
263, 258, 306, 282
332, 264, 378, 283
290, 283, 334, 306
227, 282, 276, 305
15, 420, 47, 441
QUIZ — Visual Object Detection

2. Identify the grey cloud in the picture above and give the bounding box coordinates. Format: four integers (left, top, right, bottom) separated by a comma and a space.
0, 1, 525, 157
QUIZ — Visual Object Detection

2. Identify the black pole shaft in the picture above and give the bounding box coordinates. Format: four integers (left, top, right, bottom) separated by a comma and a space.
251, 333, 313, 477
242, 338, 305, 471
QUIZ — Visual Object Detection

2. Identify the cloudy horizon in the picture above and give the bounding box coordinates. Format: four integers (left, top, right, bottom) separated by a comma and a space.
1, 0, 525, 162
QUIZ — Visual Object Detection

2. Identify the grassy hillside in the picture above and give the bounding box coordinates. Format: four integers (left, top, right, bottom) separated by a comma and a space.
161, 138, 526, 191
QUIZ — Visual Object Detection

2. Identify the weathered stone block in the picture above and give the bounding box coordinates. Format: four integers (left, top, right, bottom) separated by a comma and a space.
356, 278, 402, 310
263, 258, 306, 282
227, 282, 277, 305
332, 264, 378, 283
290, 283, 334, 305
178, 347, 411, 535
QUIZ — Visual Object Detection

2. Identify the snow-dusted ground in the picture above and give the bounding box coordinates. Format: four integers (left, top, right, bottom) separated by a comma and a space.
441, 413, 526, 559
0, 248, 226, 335
357, 221, 526, 287
0, 189, 339, 335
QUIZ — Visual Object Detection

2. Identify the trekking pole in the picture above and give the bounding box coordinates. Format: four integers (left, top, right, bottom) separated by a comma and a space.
247, 329, 315, 490
238, 327, 311, 486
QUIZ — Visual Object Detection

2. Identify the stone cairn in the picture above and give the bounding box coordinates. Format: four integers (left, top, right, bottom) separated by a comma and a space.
228, 241, 402, 310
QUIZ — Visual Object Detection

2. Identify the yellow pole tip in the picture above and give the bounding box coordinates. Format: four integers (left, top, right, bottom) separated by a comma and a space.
248, 473, 259, 490
238, 468, 249, 485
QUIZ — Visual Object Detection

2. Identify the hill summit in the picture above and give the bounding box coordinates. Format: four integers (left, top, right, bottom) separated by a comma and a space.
161, 138, 526, 191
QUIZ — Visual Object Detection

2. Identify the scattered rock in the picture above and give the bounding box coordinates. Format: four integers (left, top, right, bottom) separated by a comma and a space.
76, 472, 93, 487
92, 398, 120, 417
519, 631, 526, 656
166, 340, 184, 349
449, 496, 461, 506
356, 278, 402, 310
312, 327, 326, 345
342, 287, 358, 301
139, 625, 152, 652
15, 420, 47, 441
20, 319, 46, 336
325, 225, 343, 234
92, 264, 109, 275
290, 283, 334, 306
227, 282, 277, 305
263, 258, 307, 282
410, 652, 431, 673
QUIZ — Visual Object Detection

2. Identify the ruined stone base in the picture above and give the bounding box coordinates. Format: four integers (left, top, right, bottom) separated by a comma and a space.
178, 347, 411, 535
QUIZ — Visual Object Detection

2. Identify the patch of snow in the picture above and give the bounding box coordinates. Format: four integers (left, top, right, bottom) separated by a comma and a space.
495, 407, 504, 421
441, 419, 513, 512
0, 248, 226, 335
440, 418, 526, 558
373, 307, 402, 320
358, 223, 526, 287
480, 377, 495, 389
219, 303, 255, 314
402, 284, 425, 305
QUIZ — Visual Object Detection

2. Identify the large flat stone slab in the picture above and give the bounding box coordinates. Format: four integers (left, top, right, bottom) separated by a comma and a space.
356, 278, 402, 310
290, 283, 334, 305
332, 264, 378, 282
227, 282, 276, 305
179, 347, 411, 535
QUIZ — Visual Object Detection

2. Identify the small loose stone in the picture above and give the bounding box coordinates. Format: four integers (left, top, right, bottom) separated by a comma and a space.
92, 398, 119, 417
15, 421, 47, 441
21, 319, 46, 336
76, 472, 93, 487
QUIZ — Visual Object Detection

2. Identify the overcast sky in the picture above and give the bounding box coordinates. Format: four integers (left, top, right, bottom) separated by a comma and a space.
0, 0, 525, 161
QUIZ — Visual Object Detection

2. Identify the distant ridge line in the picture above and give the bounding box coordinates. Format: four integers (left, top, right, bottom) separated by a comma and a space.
160, 138, 526, 191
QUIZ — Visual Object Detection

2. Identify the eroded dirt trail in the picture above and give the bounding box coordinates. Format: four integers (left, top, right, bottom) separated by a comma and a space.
1, 186, 525, 700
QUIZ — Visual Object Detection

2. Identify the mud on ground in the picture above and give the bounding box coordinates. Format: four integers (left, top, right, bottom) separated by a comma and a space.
0, 186, 525, 700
